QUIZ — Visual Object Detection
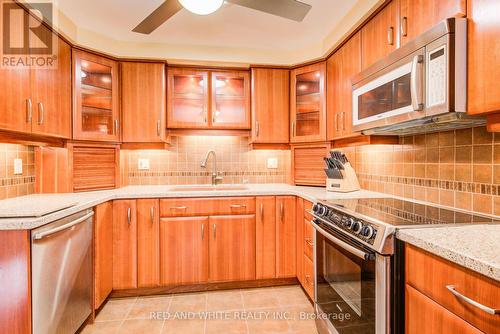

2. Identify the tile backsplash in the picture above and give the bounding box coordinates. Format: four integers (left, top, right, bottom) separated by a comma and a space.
342, 127, 499, 216
121, 136, 291, 185
0, 144, 35, 200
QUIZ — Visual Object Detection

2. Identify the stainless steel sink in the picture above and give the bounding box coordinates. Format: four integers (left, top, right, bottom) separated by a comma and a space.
170, 185, 248, 192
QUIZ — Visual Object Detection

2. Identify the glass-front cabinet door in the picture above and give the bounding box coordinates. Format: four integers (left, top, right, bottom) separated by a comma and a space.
167, 69, 209, 128
291, 62, 326, 143
73, 50, 120, 141
210, 72, 250, 129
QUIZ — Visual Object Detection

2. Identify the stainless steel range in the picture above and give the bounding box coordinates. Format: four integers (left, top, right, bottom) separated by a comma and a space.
310, 197, 499, 334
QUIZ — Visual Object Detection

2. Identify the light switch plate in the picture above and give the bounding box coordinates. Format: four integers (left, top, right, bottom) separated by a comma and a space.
14, 158, 23, 175
267, 157, 278, 169
138, 158, 150, 170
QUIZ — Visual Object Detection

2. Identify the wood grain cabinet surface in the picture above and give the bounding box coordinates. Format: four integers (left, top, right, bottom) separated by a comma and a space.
94, 201, 113, 309
255, 196, 277, 279
275, 196, 296, 278
137, 199, 160, 288
250, 68, 290, 144
112, 200, 137, 290
121, 62, 166, 143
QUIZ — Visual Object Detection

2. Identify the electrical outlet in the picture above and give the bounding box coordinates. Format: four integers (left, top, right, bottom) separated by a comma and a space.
267, 157, 278, 169
138, 158, 150, 170
14, 158, 23, 175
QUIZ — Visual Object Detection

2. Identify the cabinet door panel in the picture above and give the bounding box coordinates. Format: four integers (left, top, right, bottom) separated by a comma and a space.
112, 200, 137, 289
31, 25, 71, 138
209, 215, 256, 282
251, 68, 289, 143
137, 199, 160, 288
276, 196, 296, 278
400, 0, 466, 45
211, 71, 250, 129
256, 197, 276, 279
296, 198, 304, 286
0, 4, 31, 134
94, 202, 113, 309
160, 217, 209, 285
121, 62, 166, 142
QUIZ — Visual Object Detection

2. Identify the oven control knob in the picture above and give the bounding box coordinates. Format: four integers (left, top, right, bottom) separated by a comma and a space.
345, 217, 355, 228
361, 225, 375, 239
315, 204, 327, 216
351, 221, 362, 234
312, 203, 320, 214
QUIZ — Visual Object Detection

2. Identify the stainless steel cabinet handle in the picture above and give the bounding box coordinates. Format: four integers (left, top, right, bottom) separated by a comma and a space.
201, 224, 205, 240
26, 99, 32, 123
37, 102, 44, 125
230, 204, 247, 209
305, 238, 313, 246
212, 111, 216, 124
203, 107, 208, 123
170, 206, 188, 211
150, 206, 155, 224
291, 122, 295, 137
33, 212, 94, 240
387, 27, 394, 45
127, 207, 131, 226
335, 113, 339, 132
410, 54, 424, 111
255, 121, 260, 137
401, 16, 408, 37
114, 119, 119, 136
213, 223, 216, 239
341, 112, 345, 131
157, 120, 161, 137
280, 202, 284, 222
260, 203, 264, 221
446, 285, 499, 315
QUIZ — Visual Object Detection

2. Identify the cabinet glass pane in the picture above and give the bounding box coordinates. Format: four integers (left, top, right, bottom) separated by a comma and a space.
80, 60, 113, 135
172, 74, 206, 124
213, 75, 246, 125
296, 71, 320, 137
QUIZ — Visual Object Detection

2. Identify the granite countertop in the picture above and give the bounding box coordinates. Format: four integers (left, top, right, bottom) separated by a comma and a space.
397, 225, 500, 281
0, 184, 384, 230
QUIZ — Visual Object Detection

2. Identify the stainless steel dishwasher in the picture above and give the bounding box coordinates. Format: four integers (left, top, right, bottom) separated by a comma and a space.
31, 210, 94, 334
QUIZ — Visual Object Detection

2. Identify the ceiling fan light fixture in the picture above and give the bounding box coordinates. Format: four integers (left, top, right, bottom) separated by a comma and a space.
179, 0, 224, 15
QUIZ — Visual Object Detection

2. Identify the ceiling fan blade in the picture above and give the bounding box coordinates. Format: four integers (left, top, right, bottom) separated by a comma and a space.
132, 0, 183, 34
227, 0, 311, 22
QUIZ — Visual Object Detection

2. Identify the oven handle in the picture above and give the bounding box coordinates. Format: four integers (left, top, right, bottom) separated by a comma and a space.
311, 220, 374, 261
410, 54, 424, 111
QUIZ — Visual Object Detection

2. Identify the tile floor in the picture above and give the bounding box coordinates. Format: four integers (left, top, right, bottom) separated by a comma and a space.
82, 285, 317, 334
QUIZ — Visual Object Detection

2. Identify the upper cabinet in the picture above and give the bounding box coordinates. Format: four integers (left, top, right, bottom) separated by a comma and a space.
290, 62, 326, 143
0, 5, 71, 139
327, 32, 362, 140
399, 0, 466, 45
250, 68, 290, 144
121, 62, 167, 143
73, 50, 120, 142
167, 68, 250, 130
361, 0, 398, 70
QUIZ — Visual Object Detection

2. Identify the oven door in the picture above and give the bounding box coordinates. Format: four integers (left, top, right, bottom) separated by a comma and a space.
352, 48, 425, 132
312, 219, 390, 334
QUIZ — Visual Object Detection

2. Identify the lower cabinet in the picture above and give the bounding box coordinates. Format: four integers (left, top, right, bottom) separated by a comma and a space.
137, 199, 160, 288
256, 196, 277, 279
297, 199, 315, 300
276, 196, 296, 278
159, 217, 209, 285
94, 202, 114, 309
209, 215, 256, 282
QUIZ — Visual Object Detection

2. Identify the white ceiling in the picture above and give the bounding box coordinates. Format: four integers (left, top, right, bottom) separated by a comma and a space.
54, 0, 372, 64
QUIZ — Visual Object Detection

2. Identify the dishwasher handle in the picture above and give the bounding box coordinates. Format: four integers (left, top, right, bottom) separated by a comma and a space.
33, 212, 94, 240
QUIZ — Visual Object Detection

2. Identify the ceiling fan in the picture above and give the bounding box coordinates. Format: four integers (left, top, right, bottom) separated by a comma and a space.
132, 0, 312, 34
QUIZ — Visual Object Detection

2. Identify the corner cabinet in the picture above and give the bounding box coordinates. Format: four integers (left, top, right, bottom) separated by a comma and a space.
290, 62, 326, 143
73, 50, 120, 142
167, 68, 250, 130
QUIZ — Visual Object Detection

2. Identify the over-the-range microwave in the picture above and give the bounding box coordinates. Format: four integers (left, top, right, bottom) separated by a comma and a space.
351, 18, 485, 136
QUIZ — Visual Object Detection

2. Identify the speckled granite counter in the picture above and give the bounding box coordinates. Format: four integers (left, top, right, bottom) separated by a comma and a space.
397, 225, 500, 281
0, 184, 384, 230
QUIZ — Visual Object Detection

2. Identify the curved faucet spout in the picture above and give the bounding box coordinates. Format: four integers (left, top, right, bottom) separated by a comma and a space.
200, 150, 223, 185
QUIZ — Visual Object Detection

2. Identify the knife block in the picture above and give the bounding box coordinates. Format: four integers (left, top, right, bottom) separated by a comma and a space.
326, 162, 360, 192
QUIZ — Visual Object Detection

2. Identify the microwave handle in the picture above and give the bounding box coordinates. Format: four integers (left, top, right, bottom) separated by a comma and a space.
410, 54, 424, 111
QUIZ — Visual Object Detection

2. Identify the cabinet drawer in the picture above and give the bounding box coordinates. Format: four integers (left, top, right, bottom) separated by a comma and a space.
303, 254, 314, 300
160, 197, 255, 217
406, 245, 500, 334
304, 218, 314, 260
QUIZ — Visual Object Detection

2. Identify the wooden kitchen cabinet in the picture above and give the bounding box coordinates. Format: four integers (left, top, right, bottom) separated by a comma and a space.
250, 68, 290, 144
255, 196, 277, 279
292, 143, 331, 186
121, 62, 166, 142
275, 196, 296, 278
296, 198, 305, 286
399, 0, 466, 45
112, 200, 137, 289
209, 215, 256, 282
327, 32, 362, 140
290, 62, 327, 143
211, 71, 250, 129
160, 217, 209, 286
94, 202, 113, 309
361, 0, 398, 70
73, 50, 120, 142
137, 199, 160, 288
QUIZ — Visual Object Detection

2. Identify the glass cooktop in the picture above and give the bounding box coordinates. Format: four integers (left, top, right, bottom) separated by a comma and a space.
323, 197, 500, 227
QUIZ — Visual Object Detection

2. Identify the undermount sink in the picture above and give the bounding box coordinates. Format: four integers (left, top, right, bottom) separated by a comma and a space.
170, 185, 249, 192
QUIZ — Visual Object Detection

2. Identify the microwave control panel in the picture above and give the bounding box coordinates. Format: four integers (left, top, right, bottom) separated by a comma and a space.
427, 45, 447, 107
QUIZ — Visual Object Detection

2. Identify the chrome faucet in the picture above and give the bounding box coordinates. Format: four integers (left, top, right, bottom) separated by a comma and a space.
200, 150, 224, 186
